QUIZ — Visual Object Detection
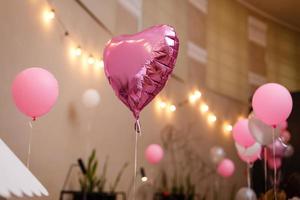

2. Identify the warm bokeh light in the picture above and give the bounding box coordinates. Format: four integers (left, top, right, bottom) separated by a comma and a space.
72, 46, 82, 57
199, 103, 209, 113
158, 101, 167, 109
95, 59, 104, 69
207, 113, 217, 124
194, 90, 202, 99
223, 122, 233, 134
169, 104, 176, 112
141, 177, 148, 182
188, 90, 202, 104
188, 94, 197, 104
43, 9, 55, 21
87, 55, 95, 65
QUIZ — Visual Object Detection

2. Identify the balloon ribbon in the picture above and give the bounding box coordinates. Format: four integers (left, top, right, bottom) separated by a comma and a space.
247, 163, 251, 188
264, 147, 268, 197
27, 121, 34, 168
133, 119, 141, 200
272, 127, 277, 200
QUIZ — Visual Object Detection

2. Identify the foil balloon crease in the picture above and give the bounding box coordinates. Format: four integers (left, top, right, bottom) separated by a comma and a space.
104, 25, 179, 119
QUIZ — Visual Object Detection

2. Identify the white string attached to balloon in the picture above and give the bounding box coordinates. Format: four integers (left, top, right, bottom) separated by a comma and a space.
133, 119, 141, 200
27, 121, 34, 168
264, 147, 268, 195
272, 127, 277, 200
247, 163, 251, 188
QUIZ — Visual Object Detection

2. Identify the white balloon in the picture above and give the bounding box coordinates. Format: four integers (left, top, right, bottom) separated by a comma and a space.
210, 146, 226, 164
235, 142, 262, 157
248, 114, 280, 145
235, 187, 257, 200
82, 89, 100, 108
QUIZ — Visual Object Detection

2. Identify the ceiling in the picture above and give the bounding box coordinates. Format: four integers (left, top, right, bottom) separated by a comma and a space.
238, 0, 300, 32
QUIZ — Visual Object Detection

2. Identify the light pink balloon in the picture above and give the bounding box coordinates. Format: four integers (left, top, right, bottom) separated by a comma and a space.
12, 67, 59, 120
252, 83, 293, 126
217, 158, 235, 178
233, 119, 255, 148
281, 130, 291, 143
145, 144, 164, 164
267, 157, 282, 170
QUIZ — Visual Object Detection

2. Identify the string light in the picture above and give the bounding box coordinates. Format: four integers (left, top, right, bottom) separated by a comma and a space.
207, 113, 217, 124
158, 100, 167, 109
87, 55, 95, 65
169, 104, 176, 112
223, 122, 233, 134
194, 90, 202, 99
188, 90, 202, 104
95, 59, 104, 68
72, 46, 82, 57
43, 9, 55, 21
199, 103, 209, 113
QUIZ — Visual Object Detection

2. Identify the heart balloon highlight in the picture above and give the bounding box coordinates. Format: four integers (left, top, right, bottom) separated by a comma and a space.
103, 25, 179, 119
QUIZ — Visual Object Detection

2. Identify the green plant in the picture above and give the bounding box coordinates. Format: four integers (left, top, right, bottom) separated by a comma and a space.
97, 156, 108, 192
79, 150, 129, 194
79, 149, 101, 193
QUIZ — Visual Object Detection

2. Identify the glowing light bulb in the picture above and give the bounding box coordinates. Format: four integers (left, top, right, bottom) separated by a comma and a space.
141, 176, 148, 182
200, 103, 209, 113
95, 60, 104, 68
44, 9, 55, 21
194, 90, 202, 99
73, 46, 82, 57
169, 105, 176, 112
223, 123, 233, 133
189, 94, 197, 104
87, 55, 95, 65
189, 90, 202, 104
207, 113, 217, 124
158, 101, 167, 109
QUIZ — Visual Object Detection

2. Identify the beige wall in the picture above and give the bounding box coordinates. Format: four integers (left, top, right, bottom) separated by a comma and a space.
0, 0, 299, 200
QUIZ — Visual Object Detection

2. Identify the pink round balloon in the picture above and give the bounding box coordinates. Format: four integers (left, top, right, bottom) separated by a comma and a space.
145, 144, 164, 164
267, 157, 282, 170
281, 130, 291, 143
12, 67, 59, 119
252, 83, 293, 126
233, 119, 255, 148
104, 25, 179, 119
217, 158, 235, 178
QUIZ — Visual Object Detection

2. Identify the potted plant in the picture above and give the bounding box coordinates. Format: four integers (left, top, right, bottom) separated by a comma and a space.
71, 150, 128, 200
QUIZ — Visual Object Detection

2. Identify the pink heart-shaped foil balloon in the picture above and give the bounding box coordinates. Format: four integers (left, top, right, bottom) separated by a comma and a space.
103, 25, 179, 119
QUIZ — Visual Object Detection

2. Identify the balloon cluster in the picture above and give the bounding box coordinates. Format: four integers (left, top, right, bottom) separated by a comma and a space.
232, 83, 293, 169
233, 83, 293, 200
210, 146, 235, 178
